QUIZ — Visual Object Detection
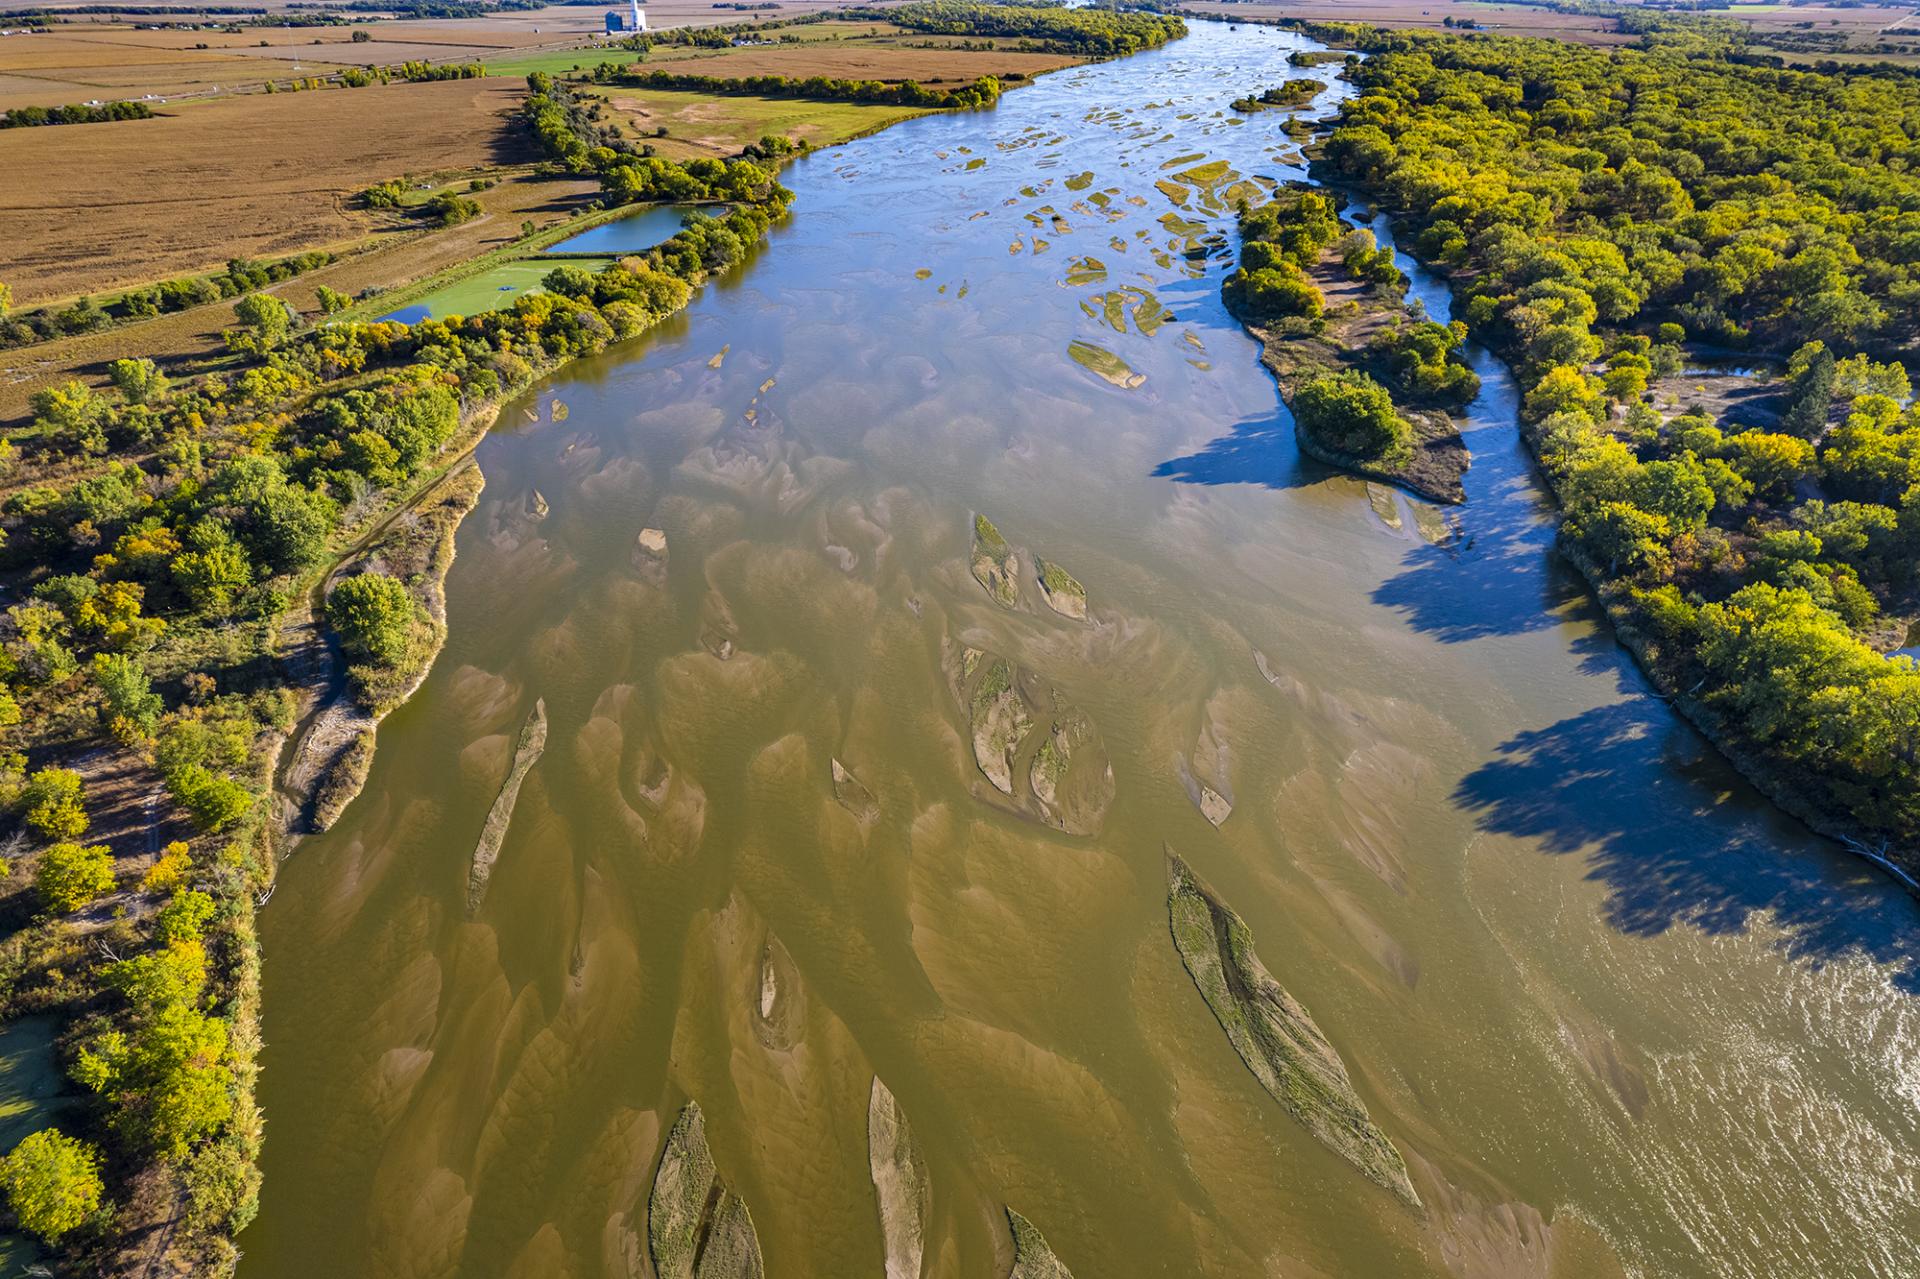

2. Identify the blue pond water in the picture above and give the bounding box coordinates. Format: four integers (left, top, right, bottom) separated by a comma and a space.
542, 201, 729, 254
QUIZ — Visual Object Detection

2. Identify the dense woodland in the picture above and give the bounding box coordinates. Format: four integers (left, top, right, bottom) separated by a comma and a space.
0, 68, 792, 1271
1317, 27, 1920, 849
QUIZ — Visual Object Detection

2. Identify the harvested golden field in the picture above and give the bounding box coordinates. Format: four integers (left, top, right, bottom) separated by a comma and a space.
0, 76, 532, 302
641, 40, 1082, 83
0, 30, 316, 110
0, 0, 856, 107
595, 83, 925, 159
1186, 0, 1634, 44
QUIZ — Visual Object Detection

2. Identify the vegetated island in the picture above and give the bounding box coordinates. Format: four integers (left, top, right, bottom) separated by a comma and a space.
1166, 851, 1420, 1206
1223, 184, 1476, 504
1317, 20, 1920, 877
648, 1101, 765, 1279
1005, 1207, 1077, 1279
1231, 79, 1325, 112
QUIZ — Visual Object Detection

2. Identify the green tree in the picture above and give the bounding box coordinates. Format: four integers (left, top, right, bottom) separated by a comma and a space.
29, 380, 111, 456
1, 1129, 103, 1243
328, 572, 416, 666
20, 767, 87, 841
93, 652, 164, 743
108, 357, 170, 406
315, 285, 352, 315
1292, 371, 1410, 460
1731, 430, 1818, 499
166, 764, 253, 833
154, 889, 216, 946
171, 522, 254, 613
227, 293, 292, 354
35, 841, 114, 912
1779, 341, 1835, 439
76, 942, 236, 1160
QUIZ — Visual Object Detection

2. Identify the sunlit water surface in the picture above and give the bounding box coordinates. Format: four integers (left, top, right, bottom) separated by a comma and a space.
244, 24, 1920, 1279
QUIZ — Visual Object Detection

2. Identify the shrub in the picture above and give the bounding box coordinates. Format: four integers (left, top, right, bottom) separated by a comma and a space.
19, 768, 87, 841
1, 1129, 103, 1242
35, 841, 114, 912
167, 764, 253, 833
328, 573, 415, 666
1292, 370, 1410, 460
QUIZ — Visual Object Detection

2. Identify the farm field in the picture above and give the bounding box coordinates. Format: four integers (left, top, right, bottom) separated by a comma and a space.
615, 40, 1082, 82
0, 0, 852, 109
1186, 0, 1919, 50
591, 84, 927, 158
0, 31, 344, 110
1185, 0, 1634, 44
0, 75, 532, 303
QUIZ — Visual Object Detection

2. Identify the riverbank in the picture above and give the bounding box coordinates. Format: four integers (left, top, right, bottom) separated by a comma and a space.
1302, 33, 1920, 883
1366, 206, 1920, 885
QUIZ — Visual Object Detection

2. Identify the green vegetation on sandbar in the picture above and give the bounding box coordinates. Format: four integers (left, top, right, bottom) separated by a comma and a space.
1035, 555, 1088, 620
1325, 25, 1920, 856
1067, 340, 1145, 389
1166, 852, 1419, 1206
1232, 80, 1325, 112
1222, 184, 1471, 502
648, 1102, 764, 1279
1006, 1206, 1077, 1279
970, 514, 1020, 608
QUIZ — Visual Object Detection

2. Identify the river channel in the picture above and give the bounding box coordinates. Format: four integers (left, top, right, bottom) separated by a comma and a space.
242, 23, 1920, 1279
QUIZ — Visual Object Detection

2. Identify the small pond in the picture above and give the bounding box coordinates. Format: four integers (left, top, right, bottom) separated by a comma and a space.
378, 257, 616, 324
541, 202, 731, 255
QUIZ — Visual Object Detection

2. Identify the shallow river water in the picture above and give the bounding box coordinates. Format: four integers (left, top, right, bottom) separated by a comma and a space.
244, 24, 1920, 1279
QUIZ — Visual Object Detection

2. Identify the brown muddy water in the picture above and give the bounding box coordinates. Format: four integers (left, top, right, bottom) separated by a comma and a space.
242, 24, 1920, 1279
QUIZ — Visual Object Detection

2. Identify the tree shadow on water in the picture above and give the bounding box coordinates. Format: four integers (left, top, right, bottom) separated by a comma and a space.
1370, 505, 1588, 644
1151, 410, 1324, 490
1455, 701, 1920, 995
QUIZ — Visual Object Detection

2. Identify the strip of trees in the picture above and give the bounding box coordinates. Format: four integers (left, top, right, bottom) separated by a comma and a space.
0, 253, 334, 351
614, 66, 1003, 110
0, 101, 154, 129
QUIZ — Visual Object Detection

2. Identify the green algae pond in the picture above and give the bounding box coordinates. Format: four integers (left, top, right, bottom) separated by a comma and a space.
245, 23, 1920, 1279
378, 258, 618, 324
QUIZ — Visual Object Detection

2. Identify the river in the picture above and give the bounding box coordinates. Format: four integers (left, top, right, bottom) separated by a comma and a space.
242, 23, 1920, 1279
